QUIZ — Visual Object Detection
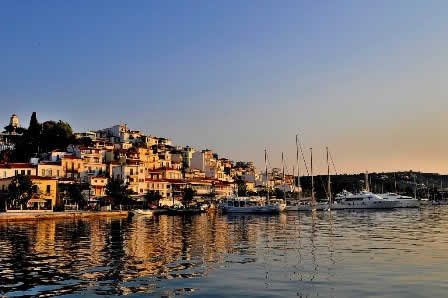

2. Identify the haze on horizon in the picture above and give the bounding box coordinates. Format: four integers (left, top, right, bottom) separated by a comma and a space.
1, 1, 447, 175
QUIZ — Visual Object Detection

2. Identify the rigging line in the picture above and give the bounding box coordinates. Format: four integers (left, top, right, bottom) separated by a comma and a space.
329, 150, 338, 176
297, 135, 310, 176
315, 159, 329, 200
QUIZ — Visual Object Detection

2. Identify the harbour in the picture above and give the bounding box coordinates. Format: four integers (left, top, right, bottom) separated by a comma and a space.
1, 205, 448, 297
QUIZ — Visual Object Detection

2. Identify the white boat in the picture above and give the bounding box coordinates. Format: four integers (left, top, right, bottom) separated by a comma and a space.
432, 200, 448, 206
378, 193, 420, 208
330, 191, 399, 210
222, 197, 286, 214
133, 209, 154, 216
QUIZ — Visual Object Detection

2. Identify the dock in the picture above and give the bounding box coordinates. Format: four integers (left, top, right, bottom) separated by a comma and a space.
0, 211, 129, 222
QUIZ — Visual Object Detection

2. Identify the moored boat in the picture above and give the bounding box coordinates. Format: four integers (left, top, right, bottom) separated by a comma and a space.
133, 209, 154, 216
378, 193, 420, 208
330, 191, 399, 210
222, 197, 285, 214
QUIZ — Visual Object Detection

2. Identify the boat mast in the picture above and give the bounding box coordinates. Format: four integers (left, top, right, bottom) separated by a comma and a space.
296, 135, 300, 200
327, 148, 330, 200
282, 152, 286, 202
265, 148, 269, 204
310, 147, 314, 203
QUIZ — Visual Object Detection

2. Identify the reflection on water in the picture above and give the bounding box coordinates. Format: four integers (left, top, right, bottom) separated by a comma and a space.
1, 207, 448, 297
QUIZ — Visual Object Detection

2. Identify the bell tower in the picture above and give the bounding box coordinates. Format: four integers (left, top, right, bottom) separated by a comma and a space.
10, 114, 19, 128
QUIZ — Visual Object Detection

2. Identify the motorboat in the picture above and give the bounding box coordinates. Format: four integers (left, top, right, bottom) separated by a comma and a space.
378, 193, 420, 208
133, 209, 154, 216
330, 191, 399, 210
222, 197, 286, 214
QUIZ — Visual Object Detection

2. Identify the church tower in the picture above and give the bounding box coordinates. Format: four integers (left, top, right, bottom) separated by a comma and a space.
10, 114, 19, 128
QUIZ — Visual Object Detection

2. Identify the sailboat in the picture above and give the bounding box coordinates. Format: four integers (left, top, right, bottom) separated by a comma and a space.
286, 137, 326, 211
222, 149, 285, 213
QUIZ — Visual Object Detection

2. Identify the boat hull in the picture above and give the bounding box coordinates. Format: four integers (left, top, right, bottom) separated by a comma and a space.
223, 204, 285, 214
286, 203, 329, 211
133, 209, 153, 216
329, 201, 399, 210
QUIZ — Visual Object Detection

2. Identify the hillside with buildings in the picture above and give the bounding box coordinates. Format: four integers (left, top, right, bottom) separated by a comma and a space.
0, 113, 284, 210
1, 112, 446, 211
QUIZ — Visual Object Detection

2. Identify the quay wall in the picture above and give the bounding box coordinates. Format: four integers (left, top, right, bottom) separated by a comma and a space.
0, 211, 129, 222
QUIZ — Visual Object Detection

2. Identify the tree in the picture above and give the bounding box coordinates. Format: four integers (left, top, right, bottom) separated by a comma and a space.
75, 137, 93, 147
182, 187, 196, 207
27, 112, 42, 154
8, 175, 34, 209
67, 183, 86, 209
236, 178, 247, 196
274, 188, 285, 200
144, 190, 162, 207
41, 120, 74, 153
105, 178, 130, 207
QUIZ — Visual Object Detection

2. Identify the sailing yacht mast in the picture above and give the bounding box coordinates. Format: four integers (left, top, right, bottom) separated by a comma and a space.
265, 148, 270, 204
282, 152, 286, 202
296, 135, 300, 200
327, 147, 332, 204
310, 147, 314, 203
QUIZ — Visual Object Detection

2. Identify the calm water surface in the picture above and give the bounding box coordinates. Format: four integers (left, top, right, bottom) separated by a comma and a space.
1, 206, 448, 297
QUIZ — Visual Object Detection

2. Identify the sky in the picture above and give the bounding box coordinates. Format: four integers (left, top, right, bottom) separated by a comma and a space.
1, 1, 448, 174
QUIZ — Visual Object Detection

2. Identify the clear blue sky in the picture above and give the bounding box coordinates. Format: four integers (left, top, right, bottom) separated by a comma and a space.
1, 1, 448, 173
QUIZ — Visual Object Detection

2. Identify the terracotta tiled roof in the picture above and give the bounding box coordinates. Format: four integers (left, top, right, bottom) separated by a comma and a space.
38, 161, 62, 166
0, 163, 36, 169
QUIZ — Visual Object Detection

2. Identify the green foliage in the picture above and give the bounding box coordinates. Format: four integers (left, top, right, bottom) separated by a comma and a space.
3, 113, 75, 162
41, 120, 74, 153
8, 175, 34, 209
145, 190, 162, 206
247, 190, 258, 196
106, 178, 131, 207
274, 188, 285, 200
182, 187, 196, 205
75, 137, 93, 147
236, 178, 247, 196
257, 189, 268, 197
27, 112, 42, 155
67, 184, 86, 209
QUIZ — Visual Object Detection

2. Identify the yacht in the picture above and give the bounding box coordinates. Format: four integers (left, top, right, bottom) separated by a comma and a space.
378, 193, 420, 208
222, 197, 286, 214
330, 191, 399, 210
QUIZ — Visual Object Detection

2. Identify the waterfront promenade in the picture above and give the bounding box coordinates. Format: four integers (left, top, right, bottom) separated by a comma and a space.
0, 210, 129, 222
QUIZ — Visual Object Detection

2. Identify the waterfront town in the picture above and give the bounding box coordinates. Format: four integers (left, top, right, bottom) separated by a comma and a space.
0, 112, 298, 213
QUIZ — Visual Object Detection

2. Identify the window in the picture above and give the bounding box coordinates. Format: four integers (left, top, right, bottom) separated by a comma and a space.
48, 169, 52, 176
27, 170, 31, 175
46, 185, 51, 194
15, 170, 18, 176
3, 171, 6, 178
21, 170, 25, 175
130, 168, 134, 175
57, 170, 60, 177
42, 169, 45, 176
